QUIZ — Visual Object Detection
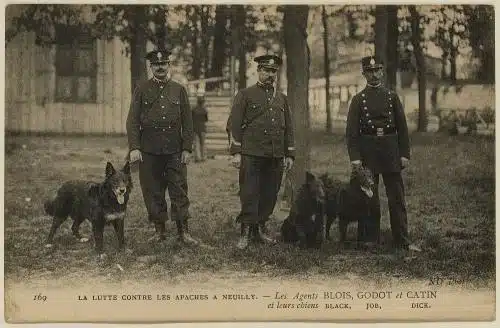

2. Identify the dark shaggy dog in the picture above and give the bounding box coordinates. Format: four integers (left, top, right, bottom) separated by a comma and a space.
280, 171, 326, 249
323, 166, 375, 245
44, 162, 132, 256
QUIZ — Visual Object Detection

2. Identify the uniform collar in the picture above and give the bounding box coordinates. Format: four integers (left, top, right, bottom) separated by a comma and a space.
367, 82, 382, 88
152, 76, 170, 84
257, 81, 274, 91
152, 72, 172, 84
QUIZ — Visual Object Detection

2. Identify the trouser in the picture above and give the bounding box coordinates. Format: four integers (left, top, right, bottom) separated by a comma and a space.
139, 152, 190, 225
193, 131, 206, 161
237, 155, 284, 225
365, 171, 409, 248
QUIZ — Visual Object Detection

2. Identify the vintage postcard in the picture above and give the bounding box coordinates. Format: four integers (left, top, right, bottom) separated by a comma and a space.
2, 1, 496, 324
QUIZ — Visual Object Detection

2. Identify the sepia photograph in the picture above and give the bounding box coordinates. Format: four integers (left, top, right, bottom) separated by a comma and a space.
3, 2, 496, 323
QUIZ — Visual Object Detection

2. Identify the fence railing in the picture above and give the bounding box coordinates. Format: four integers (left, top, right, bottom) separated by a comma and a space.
186, 76, 235, 97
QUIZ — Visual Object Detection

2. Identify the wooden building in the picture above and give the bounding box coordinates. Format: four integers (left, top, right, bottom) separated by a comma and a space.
5, 5, 133, 134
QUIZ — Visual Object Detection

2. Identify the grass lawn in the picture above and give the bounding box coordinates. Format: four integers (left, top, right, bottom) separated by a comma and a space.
4, 131, 495, 287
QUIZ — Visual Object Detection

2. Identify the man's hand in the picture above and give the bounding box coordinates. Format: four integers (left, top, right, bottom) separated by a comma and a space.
284, 157, 294, 171
129, 149, 142, 163
181, 150, 191, 164
401, 157, 409, 168
231, 153, 241, 169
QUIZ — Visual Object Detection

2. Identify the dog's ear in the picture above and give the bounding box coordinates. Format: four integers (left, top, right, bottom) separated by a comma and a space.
105, 162, 116, 178
122, 161, 131, 175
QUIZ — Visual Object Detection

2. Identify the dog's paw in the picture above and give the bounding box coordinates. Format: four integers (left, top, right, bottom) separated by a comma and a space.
79, 237, 89, 243
45, 243, 54, 248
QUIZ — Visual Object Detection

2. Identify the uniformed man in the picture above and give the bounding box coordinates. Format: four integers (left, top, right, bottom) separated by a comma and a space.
229, 54, 295, 250
126, 49, 199, 245
346, 55, 411, 255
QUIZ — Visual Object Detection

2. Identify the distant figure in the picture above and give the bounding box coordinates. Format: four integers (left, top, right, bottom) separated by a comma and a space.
446, 110, 460, 136
465, 109, 478, 135
192, 95, 208, 162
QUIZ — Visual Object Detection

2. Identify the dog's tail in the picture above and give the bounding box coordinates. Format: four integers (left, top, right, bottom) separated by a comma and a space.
44, 198, 56, 216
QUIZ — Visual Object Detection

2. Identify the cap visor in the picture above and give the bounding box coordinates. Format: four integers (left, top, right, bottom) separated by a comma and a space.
260, 64, 279, 70
363, 65, 383, 70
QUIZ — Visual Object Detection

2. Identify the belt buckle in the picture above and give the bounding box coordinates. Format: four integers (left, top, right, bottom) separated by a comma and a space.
376, 128, 384, 136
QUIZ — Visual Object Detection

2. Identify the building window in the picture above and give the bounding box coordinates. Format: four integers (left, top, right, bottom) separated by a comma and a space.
55, 28, 97, 103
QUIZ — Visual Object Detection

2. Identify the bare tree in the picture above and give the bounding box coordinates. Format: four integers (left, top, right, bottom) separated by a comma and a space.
374, 6, 388, 85
386, 5, 399, 89
409, 5, 427, 132
124, 6, 149, 94
153, 6, 167, 49
321, 5, 332, 133
209, 5, 229, 90
283, 5, 310, 190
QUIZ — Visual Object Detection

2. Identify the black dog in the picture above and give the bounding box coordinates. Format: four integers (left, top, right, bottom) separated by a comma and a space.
44, 162, 132, 257
323, 166, 375, 246
280, 171, 326, 249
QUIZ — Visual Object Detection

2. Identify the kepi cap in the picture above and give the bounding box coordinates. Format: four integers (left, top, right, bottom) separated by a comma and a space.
361, 56, 383, 70
254, 54, 282, 70
146, 49, 171, 64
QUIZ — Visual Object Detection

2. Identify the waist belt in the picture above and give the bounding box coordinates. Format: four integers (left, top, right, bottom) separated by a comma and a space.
361, 127, 397, 136
141, 124, 175, 129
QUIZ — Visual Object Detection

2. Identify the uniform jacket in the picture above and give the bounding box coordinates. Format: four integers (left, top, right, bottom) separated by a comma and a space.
229, 83, 295, 159
346, 85, 410, 173
126, 78, 193, 155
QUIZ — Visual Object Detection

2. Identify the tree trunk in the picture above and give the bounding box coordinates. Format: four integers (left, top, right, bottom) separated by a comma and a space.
231, 5, 246, 89
190, 6, 201, 79
480, 48, 494, 83
440, 50, 448, 79
154, 6, 167, 49
209, 5, 228, 90
374, 5, 388, 86
200, 5, 211, 78
449, 45, 457, 83
238, 46, 247, 89
346, 12, 356, 38
409, 5, 427, 132
129, 6, 148, 96
385, 5, 398, 89
284, 5, 310, 195
276, 48, 284, 92
321, 5, 332, 133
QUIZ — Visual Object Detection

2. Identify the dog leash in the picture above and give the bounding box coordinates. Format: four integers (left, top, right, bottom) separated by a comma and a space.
279, 167, 295, 212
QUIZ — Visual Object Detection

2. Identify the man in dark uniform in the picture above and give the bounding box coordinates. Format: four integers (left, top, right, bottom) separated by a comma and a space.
126, 49, 199, 245
346, 56, 411, 255
229, 54, 295, 250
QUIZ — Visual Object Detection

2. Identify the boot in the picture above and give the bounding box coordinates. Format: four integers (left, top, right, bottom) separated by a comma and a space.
250, 224, 259, 242
237, 224, 251, 249
176, 220, 199, 245
152, 222, 166, 242
255, 223, 276, 244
